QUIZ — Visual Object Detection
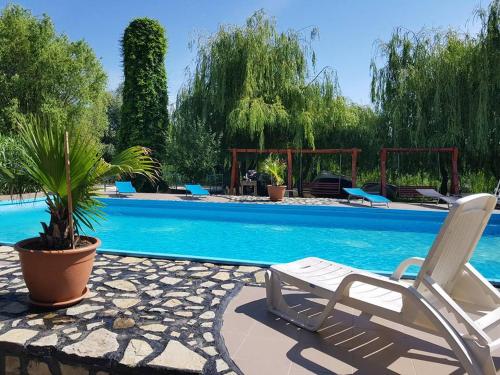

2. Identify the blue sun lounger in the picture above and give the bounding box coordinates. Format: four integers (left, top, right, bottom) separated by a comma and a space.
115, 181, 136, 196
343, 188, 391, 207
185, 184, 209, 197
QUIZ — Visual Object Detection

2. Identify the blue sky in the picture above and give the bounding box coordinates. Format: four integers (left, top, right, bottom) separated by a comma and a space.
7, 0, 486, 105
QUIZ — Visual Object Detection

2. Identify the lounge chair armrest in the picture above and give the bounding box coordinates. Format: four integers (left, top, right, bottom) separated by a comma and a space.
391, 257, 425, 281
422, 275, 490, 344
491, 337, 500, 352
337, 272, 410, 297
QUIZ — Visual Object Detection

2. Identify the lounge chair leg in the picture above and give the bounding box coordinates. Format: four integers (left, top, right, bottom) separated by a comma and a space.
464, 338, 497, 375
265, 270, 336, 331
406, 289, 490, 375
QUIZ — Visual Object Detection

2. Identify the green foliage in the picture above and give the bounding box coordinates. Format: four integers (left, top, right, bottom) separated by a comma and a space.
260, 154, 286, 186
120, 18, 169, 159
357, 170, 381, 187
460, 170, 498, 194
102, 85, 123, 161
0, 135, 37, 194
175, 10, 373, 154
165, 118, 221, 183
371, 0, 500, 177
0, 116, 157, 249
357, 170, 442, 189
0, 5, 108, 140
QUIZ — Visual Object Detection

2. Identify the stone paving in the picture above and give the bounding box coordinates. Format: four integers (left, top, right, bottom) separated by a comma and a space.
0, 245, 266, 374
223, 195, 342, 206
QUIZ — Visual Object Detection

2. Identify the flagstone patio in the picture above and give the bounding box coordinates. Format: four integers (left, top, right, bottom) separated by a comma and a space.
0, 246, 264, 374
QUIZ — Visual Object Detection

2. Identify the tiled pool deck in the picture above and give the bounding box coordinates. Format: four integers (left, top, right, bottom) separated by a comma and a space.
223, 286, 500, 375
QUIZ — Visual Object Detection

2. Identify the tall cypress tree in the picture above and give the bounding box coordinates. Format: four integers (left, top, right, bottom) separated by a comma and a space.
120, 18, 168, 161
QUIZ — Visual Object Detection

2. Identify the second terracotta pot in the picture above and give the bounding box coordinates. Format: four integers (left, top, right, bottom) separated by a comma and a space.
267, 185, 286, 202
15, 236, 100, 307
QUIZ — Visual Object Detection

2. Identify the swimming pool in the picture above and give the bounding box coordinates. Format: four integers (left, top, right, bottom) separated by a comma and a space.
1, 198, 499, 281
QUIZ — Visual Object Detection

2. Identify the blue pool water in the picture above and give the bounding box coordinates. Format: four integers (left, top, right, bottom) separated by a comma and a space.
0, 198, 499, 280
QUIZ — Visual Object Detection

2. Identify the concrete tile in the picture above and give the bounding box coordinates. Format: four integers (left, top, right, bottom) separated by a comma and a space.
234, 335, 299, 361
220, 329, 247, 358
235, 358, 292, 375
409, 349, 462, 374
288, 347, 354, 374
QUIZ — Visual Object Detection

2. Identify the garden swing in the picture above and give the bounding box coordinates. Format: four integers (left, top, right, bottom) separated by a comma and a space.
379, 147, 459, 198
298, 149, 361, 198
307, 152, 344, 197
229, 148, 361, 197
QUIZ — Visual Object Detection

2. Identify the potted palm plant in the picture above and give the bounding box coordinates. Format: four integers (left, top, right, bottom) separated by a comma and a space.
4, 117, 157, 307
260, 155, 287, 202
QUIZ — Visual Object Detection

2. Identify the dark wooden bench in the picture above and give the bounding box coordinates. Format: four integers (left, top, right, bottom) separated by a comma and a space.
310, 182, 341, 197
397, 185, 436, 200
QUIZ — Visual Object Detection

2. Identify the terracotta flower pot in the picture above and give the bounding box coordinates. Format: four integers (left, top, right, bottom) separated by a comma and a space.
15, 236, 100, 307
267, 185, 286, 202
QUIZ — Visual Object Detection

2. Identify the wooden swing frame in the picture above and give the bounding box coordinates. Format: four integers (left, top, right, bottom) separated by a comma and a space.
380, 147, 459, 197
229, 148, 361, 194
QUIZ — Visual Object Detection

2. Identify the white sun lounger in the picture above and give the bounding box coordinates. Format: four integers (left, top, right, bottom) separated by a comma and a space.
266, 194, 500, 375
416, 188, 460, 208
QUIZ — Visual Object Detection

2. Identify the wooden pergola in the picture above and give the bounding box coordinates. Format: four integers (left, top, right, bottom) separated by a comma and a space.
380, 147, 459, 197
229, 148, 361, 194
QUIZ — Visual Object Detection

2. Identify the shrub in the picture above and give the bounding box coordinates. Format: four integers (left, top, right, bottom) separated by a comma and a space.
164, 119, 221, 184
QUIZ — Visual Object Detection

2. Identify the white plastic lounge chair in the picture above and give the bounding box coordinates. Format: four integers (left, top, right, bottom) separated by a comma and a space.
494, 179, 500, 205
416, 188, 460, 208
266, 194, 500, 375
343, 187, 391, 207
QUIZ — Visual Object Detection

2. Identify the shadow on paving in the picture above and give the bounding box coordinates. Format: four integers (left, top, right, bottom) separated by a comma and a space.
234, 293, 477, 374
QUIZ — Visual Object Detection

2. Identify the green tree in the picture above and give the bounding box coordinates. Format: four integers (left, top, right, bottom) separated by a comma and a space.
175, 11, 376, 157
102, 85, 123, 161
0, 5, 108, 139
119, 18, 169, 160
175, 11, 318, 150
174, 10, 379, 186
165, 118, 221, 183
370, 0, 500, 177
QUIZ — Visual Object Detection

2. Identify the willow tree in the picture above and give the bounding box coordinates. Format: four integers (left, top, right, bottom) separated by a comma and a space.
175, 10, 349, 150
371, 0, 500, 176
120, 18, 169, 159
173, 10, 380, 185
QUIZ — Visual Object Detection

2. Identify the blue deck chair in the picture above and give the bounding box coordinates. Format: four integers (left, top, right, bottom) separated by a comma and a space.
185, 184, 209, 197
344, 188, 391, 207
115, 181, 136, 196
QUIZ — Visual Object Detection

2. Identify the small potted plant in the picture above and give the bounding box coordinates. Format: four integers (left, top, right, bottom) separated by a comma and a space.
260, 154, 287, 202
3, 117, 157, 307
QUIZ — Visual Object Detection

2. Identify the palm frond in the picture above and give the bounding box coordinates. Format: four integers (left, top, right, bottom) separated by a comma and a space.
14, 115, 158, 249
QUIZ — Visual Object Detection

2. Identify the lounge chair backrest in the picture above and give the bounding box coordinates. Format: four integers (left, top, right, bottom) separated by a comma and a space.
416, 189, 442, 198
414, 194, 496, 294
